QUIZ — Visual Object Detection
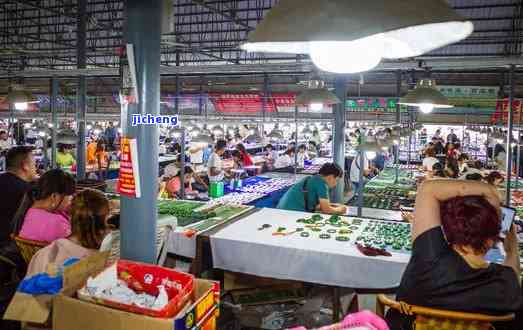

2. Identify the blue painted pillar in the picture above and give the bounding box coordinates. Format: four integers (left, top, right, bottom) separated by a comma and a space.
76, 0, 87, 179
120, 0, 162, 263
505, 65, 515, 206
333, 76, 347, 203
51, 77, 58, 168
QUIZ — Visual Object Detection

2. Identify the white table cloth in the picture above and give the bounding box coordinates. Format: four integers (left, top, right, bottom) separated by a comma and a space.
211, 208, 410, 289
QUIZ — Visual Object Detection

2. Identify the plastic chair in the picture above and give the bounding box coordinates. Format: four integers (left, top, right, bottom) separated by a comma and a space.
11, 235, 47, 265
100, 219, 175, 265
377, 294, 515, 330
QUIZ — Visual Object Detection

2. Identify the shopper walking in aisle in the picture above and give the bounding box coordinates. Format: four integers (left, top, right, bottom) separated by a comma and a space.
386, 180, 521, 330
446, 128, 459, 144
17, 169, 75, 243
494, 143, 507, 170
277, 163, 347, 215
349, 152, 375, 194
95, 139, 110, 180
104, 122, 117, 151
0, 146, 37, 248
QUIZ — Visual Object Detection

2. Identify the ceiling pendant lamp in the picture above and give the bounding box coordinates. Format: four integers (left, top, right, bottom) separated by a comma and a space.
241, 0, 473, 73
399, 79, 453, 114
7, 84, 39, 110
296, 79, 340, 110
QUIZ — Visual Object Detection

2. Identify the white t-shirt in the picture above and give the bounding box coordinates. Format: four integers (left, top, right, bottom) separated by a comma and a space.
350, 154, 369, 182
0, 139, 11, 151
163, 163, 179, 178
189, 143, 204, 164
422, 157, 439, 171
207, 152, 224, 182
274, 154, 293, 169
158, 144, 167, 155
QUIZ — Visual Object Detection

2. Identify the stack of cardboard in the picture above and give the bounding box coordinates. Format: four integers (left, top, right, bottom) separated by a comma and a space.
4, 252, 220, 330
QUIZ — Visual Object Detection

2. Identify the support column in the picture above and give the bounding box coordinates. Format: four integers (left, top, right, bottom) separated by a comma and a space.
120, 0, 162, 263
394, 71, 401, 165
50, 77, 58, 168
76, 0, 87, 179
262, 74, 269, 131
333, 75, 347, 203
506, 65, 515, 206
175, 75, 180, 115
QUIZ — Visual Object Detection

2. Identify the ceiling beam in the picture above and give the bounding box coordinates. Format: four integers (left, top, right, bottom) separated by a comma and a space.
190, 0, 254, 31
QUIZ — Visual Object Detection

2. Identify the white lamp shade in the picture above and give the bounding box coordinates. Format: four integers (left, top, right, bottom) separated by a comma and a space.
242, 0, 473, 73
296, 88, 340, 107
399, 79, 453, 109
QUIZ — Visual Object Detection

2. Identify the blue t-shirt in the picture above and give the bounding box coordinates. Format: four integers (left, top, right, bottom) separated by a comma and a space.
277, 175, 329, 212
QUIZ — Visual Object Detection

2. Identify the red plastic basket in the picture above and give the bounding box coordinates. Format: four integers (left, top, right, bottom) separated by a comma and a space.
79, 260, 194, 318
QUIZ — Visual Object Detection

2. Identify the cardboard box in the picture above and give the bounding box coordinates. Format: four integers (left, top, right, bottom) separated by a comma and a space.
53, 278, 220, 330
3, 251, 109, 325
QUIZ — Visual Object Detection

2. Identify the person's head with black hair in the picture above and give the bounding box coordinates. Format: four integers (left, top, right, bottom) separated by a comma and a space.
308, 141, 317, 148
31, 169, 76, 213
231, 150, 243, 163
494, 144, 506, 158
173, 142, 182, 154
236, 143, 247, 154
6, 145, 37, 182
445, 158, 460, 178
164, 137, 172, 144
458, 153, 469, 162
298, 144, 307, 152
0, 130, 7, 140
57, 143, 71, 153
432, 162, 446, 178
215, 139, 227, 156
484, 171, 504, 186
175, 153, 191, 167
266, 144, 273, 151
318, 163, 343, 188
285, 147, 296, 156
176, 166, 195, 184
465, 173, 484, 181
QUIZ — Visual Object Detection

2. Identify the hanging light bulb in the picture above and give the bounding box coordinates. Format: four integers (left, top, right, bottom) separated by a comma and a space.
296, 79, 340, 110
14, 102, 28, 111
365, 151, 377, 160
310, 103, 324, 111
399, 79, 453, 113
419, 103, 435, 114
310, 35, 385, 73
241, 0, 473, 73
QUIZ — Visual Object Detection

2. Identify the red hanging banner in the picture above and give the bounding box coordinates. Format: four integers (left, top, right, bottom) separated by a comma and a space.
117, 137, 141, 198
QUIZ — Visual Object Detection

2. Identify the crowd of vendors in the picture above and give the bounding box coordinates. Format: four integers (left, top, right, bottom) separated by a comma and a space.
0, 122, 523, 330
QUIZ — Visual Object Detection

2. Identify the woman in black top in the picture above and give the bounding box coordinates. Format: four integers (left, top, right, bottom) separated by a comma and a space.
387, 180, 522, 329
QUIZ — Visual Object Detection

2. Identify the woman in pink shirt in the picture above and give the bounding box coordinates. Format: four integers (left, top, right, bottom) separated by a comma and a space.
19, 169, 76, 242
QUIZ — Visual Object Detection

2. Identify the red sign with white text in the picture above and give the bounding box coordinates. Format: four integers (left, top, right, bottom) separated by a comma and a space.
117, 137, 141, 198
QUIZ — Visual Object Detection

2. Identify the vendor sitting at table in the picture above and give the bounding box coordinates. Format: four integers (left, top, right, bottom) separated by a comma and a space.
277, 163, 347, 215
166, 166, 197, 198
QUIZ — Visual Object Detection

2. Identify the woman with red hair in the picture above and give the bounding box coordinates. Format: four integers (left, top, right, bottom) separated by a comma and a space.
387, 180, 522, 329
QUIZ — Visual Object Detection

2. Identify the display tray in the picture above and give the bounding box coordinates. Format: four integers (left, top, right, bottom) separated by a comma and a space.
348, 195, 414, 211
157, 200, 207, 226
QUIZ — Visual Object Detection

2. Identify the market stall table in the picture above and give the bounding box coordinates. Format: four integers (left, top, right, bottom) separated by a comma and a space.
346, 207, 403, 222
210, 208, 411, 289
